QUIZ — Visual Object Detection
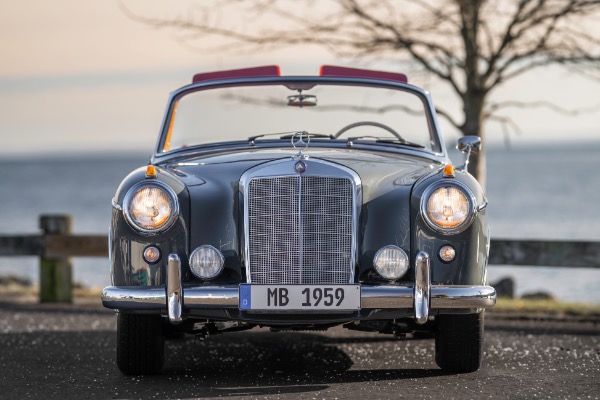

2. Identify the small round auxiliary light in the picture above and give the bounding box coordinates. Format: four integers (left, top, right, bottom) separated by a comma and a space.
373, 245, 409, 281
189, 245, 225, 279
439, 245, 456, 262
143, 246, 161, 264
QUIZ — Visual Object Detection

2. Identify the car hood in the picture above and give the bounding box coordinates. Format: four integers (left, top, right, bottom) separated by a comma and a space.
165, 147, 440, 202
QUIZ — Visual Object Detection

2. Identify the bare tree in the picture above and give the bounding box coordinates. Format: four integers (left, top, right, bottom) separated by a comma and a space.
122, 0, 600, 184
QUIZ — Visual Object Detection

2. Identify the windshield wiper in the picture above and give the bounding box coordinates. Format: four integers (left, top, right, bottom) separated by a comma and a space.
248, 131, 333, 144
377, 139, 424, 148
279, 133, 334, 140
347, 136, 425, 148
248, 131, 294, 143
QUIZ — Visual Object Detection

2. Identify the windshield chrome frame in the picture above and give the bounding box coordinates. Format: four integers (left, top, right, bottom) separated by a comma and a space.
151, 76, 449, 164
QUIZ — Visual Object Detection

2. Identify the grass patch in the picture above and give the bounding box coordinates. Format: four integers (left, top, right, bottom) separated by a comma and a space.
493, 298, 600, 317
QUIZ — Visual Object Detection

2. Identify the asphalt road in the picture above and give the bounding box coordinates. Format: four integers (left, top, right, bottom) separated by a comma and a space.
0, 299, 598, 400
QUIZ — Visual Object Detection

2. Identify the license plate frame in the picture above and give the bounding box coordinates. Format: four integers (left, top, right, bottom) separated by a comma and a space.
239, 284, 361, 312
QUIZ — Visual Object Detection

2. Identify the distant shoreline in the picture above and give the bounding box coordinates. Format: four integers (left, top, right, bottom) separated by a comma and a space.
2, 138, 600, 161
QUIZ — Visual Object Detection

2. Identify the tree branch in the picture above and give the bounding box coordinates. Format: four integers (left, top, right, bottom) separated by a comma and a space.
434, 107, 462, 130
486, 100, 600, 117
486, 0, 600, 87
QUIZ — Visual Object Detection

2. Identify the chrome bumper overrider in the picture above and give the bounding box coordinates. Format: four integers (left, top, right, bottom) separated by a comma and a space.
102, 252, 496, 325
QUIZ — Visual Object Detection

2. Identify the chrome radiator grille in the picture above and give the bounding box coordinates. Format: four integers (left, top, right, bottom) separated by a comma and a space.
247, 176, 354, 284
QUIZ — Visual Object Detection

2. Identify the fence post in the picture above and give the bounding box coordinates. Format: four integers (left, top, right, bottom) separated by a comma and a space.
40, 215, 73, 303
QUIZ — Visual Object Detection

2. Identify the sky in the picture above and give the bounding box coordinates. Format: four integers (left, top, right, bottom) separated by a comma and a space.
1, 0, 599, 157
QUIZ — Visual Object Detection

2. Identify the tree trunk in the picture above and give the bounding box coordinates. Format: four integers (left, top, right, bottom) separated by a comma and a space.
469, 136, 486, 189
461, 92, 487, 188
458, 0, 487, 188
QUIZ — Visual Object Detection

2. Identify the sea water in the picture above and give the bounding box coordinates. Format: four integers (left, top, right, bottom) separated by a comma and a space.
1, 142, 599, 303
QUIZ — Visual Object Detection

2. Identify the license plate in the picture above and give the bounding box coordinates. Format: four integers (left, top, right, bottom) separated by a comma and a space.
239, 284, 361, 311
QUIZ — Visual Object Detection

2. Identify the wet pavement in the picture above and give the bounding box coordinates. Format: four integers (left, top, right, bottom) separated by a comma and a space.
0, 299, 598, 399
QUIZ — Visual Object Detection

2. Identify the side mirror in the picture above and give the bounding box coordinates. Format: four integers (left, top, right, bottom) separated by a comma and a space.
457, 135, 481, 170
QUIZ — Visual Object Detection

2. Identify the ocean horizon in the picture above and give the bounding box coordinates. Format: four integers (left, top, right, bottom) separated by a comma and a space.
1, 141, 599, 303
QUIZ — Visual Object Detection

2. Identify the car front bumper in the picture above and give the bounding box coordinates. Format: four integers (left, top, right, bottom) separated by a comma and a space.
102, 252, 496, 325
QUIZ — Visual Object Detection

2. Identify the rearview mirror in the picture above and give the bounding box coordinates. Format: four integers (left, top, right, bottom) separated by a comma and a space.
287, 94, 317, 107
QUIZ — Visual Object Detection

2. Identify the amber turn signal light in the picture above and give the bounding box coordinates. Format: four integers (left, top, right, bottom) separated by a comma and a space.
146, 165, 157, 178
443, 164, 455, 177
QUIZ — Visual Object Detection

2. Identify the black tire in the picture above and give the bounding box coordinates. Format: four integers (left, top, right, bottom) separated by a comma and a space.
117, 313, 165, 375
435, 312, 484, 373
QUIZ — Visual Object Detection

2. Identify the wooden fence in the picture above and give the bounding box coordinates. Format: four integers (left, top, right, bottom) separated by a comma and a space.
1, 215, 599, 302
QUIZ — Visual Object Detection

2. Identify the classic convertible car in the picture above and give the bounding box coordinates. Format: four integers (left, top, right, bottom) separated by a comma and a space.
102, 65, 496, 375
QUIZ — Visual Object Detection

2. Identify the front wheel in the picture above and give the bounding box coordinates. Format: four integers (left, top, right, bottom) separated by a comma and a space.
435, 312, 484, 373
117, 313, 165, 375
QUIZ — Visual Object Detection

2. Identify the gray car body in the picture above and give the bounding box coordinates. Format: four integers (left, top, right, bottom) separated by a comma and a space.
109, 75, 489, 323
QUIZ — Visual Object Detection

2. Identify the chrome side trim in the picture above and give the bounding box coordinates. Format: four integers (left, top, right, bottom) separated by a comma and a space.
111, 197, 122, 211
477, 196, 489, 212
102, 284, 496, 310
167, 254, 182, 324
414, 252, 431, 324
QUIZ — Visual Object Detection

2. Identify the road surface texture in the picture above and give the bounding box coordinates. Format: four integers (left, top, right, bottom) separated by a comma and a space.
0, 298, 598, 399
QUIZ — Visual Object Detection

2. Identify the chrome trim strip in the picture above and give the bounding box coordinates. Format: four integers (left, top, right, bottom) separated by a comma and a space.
111, 197, 122, 211
183, 287, 240, 307
477, 197, 489, 212
414, 252, 431, 324
102, 287, 166, 309
167, 254, 183, 324
429, 286, 497, 308
360, 285, 414, 308
102, 284, 496, 310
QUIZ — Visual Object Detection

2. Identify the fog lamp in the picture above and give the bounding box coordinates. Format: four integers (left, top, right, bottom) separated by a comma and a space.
373, 245, 409, 280
143, 246, 161, 264
189, 245, 224, 279
439, 245, 456, 263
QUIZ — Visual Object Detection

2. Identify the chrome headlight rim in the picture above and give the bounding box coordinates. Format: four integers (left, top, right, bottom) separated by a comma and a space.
420, 180, 477, 235
123, 181, 179, 235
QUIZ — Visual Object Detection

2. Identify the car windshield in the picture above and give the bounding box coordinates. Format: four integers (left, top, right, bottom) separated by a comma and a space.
160, 82, 439, 153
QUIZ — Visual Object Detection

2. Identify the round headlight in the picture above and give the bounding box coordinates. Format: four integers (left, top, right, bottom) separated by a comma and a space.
373, 245, 409, 280
123, 182, 178, 233
421, 182, 475, 234
189, 245, 225, 279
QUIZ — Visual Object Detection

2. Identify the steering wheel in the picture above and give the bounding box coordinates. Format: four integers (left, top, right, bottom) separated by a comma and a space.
333, 121, 404, 140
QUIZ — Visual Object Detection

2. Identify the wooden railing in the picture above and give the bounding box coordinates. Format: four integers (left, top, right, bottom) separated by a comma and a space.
1, 215, 599, 302
0, 215, 107, 302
